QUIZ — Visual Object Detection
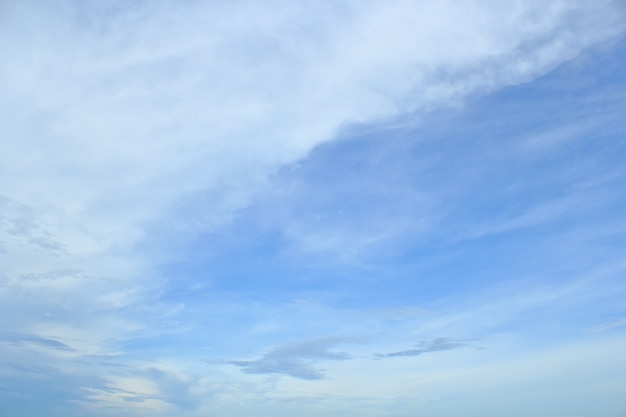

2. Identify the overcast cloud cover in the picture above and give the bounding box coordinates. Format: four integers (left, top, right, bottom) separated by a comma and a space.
1, 0, 626, 416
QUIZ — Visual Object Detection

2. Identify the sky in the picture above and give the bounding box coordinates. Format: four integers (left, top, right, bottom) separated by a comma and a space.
1, 1, 626, 416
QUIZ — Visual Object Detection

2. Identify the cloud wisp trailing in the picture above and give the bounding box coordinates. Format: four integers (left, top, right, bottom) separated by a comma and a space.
231, 337, 354, 380
378, 337, 475, 358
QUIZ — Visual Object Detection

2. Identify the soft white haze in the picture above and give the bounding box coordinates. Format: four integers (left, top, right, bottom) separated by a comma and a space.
1, 1, 625, 416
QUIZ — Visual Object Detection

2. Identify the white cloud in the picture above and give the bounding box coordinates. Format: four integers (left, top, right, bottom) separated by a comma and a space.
1, 0, 622, 237
0, 0, 625, 414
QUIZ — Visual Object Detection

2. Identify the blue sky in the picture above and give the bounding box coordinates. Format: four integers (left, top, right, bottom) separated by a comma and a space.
1, 1, 626, 416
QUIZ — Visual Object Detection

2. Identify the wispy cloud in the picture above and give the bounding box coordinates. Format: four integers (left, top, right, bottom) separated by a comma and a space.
378, 337, 474, 358
0, 331, 75, 352
231, 337, 354, 380
590, 317, 626, 333
1, 0, 625, 415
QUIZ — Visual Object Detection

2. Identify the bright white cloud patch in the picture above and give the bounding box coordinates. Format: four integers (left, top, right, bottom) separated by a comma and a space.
1, 0, 625, 416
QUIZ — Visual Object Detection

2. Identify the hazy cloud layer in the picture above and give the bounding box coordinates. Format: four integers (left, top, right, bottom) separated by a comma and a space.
2, 0, 621, 382
0, 0, 625, 415
2, 0, 622, 254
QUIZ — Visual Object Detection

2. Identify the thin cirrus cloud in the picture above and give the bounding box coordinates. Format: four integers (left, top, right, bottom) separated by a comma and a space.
1, 0, 625, 416
378, 337, 474, 358
231, 337, 353, 380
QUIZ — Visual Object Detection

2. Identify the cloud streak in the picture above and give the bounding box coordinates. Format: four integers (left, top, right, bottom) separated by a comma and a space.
231, 337, 353, 380
378, 338, 474, 358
